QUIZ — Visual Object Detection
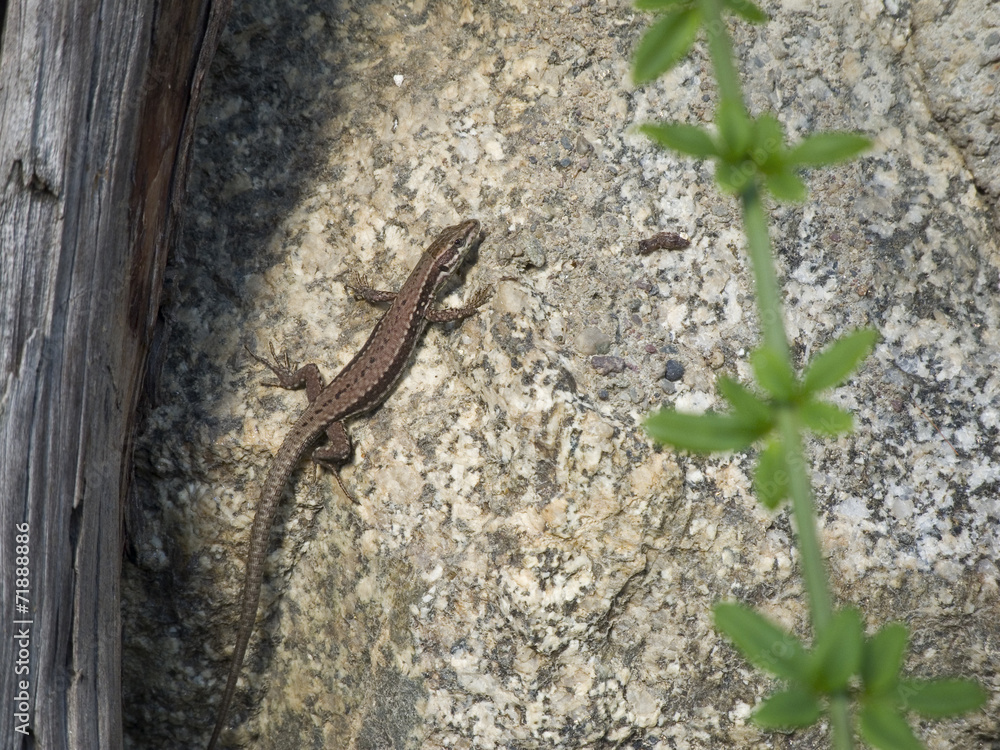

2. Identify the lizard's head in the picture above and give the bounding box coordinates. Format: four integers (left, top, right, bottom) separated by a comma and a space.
426, 219, 484, 290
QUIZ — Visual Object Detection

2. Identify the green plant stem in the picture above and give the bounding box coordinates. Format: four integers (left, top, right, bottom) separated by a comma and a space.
698, 5, 852, 746
741, 186, 789, 361
714, 1, 834, 639
774, 408, 832, 630
745, 176, 834, 631
748, 189, 848, 748
700, 0, 743, 104
829, 695, 853, 750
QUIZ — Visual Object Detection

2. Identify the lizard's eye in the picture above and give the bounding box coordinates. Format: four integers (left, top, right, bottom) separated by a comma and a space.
443, 243, 466, 270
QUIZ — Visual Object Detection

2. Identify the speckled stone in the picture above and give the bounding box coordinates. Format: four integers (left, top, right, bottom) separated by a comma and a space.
909, 0, 1000, 224
574, 326, 613, 355
122, 2, 1000, 748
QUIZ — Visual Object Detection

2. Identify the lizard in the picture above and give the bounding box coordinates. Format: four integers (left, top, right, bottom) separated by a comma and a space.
207, 219, 491, 749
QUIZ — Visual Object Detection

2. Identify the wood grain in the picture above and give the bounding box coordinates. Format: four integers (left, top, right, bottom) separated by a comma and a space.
0, 0, 231, 746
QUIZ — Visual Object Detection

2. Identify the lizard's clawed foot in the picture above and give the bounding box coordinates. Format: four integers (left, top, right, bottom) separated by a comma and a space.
332, 469, 357, 503
244, 342, 303, 388
345, 272, 369, 296
347, 273, 397, 305
311, 456, 358, 503
467, 285, 494, 309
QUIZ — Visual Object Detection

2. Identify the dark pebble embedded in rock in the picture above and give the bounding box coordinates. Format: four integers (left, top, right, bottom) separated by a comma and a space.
663, 359, 684, 381
591, 355, 627, 375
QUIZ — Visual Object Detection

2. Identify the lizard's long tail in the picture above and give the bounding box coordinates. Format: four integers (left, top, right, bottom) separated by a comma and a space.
207, 433, 305, 750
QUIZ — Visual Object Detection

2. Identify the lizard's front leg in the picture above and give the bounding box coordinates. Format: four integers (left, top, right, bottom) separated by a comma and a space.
245, 342, 327, 403
424, 285, 494, 322
346, 273, 398, 305
348, 275, 493, 324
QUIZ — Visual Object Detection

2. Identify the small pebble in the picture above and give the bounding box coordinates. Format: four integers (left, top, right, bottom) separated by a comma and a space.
575, 327, 612, 355
591, 355, 627, 375
664, 359, 685, 382
522, 239, 546, 268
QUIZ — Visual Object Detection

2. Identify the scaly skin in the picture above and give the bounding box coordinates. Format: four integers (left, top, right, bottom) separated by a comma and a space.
207, 220, 489, 749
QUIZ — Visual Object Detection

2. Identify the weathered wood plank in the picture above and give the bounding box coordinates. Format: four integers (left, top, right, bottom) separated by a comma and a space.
0, 0, 231, 746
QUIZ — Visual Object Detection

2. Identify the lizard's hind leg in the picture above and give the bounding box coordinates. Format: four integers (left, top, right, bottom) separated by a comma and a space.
312, 420, 356, 503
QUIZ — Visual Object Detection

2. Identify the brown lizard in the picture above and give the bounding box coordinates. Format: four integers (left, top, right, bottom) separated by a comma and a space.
207, 219, 490, 748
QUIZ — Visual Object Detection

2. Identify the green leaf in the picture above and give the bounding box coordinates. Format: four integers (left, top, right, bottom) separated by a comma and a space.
714, 603, 809, 680
898, 678, 987, 718
751, 346, 797, 400
753, 688, 822, 729
754, 439, 789, 509
643, 408, 767, 453
717, 98, 752, 157
715, 159, 754, 194
717, 376, 772, 425
750, 114, 786, 168
634, 0, 691, 9
639, 122, 719, 157
787, 132, 872, 167
764, 168, 808, 202
801, 329, 879, 394
810, 608, 863, 693
632, 8, 702, 84
859, 703, 922, 750
799, 399, 853, 436
723, 0, 768, 23
862, 623, 908, 696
